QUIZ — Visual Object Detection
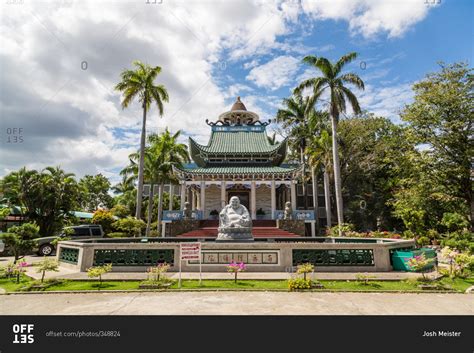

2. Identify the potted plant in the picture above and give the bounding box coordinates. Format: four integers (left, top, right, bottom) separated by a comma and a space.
209, 209, 219, 220
256, 208, 266, 220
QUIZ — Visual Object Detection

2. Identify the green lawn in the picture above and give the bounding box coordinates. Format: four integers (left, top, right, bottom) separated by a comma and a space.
0, 276, 472, 293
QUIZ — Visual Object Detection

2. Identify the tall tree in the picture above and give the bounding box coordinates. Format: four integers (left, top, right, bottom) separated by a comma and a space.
0, 167, 79, 236
78, 174, 113, 211
121, 129, 189, 236
295, 52, 365, 234
307, 129, 333, 229
276, 93, 320, 209
400, 62, 473, 225
115, 60, 169, 220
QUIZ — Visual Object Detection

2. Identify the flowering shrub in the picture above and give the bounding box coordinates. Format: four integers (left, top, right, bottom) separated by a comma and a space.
407, 254, 433, 280
296, 263, 314, 281
288, 278, 311, 290
441, 247, 473, 278
226, 261, 246, 283
14, 261, 29, 284
146, 263, 171, 283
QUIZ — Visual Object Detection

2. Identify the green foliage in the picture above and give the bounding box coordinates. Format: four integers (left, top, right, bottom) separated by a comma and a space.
51, 236, 71, 246
0, 223, 39, 261
288, 278, 312, 290
78, 174, 113, 211
92, 209, 115, 234
0, 207, 10, 219
416, 236, 431, 247
396, 62, 473, 233
0, 262, 16, 279
145, 263, 171, 284
441, 230, 474, 253
441, 213, 470, 232
112, 217, 146, 237
327, 223, 354, 237
0, 167, 79, 236
296, 263, 314, 280
36, 258, 59, 283
87, 264, 113, 288
110, 204, 130, 218
106, 232, 128, 238
407, 254, 434, 280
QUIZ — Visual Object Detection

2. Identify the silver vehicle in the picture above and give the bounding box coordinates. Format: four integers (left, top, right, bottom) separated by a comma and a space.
0, 239, 4, 253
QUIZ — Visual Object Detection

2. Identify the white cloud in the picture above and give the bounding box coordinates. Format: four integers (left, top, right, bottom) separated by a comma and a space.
301, 0, 436, 38
358, 83, 414, 121
246, 56, 300, 90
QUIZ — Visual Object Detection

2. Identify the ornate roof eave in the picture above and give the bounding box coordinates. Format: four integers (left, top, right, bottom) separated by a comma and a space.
173, 164, 303, 181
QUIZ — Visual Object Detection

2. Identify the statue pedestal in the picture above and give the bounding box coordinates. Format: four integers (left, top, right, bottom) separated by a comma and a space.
216, 227, 254, 242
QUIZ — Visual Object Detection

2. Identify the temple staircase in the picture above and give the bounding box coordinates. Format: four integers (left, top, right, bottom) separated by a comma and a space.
176, 220, 301, 238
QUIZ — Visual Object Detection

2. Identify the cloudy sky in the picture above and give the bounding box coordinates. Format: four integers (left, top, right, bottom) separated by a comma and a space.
0, 0, 472, 184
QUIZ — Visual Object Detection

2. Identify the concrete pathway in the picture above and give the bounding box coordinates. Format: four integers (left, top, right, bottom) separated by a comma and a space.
0, 292, 472, 315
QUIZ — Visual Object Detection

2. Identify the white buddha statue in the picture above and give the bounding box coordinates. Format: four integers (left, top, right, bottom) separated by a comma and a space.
217, 196, 253, 241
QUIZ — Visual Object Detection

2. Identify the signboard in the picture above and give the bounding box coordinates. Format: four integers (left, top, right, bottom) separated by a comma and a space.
178, 242, 202, 287
212, 125, 264, 132
180, 243, 201, 261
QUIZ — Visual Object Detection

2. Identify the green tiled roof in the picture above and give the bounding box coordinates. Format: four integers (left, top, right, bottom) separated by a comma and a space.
175, 165, 300, 176
190, 131, 286, 155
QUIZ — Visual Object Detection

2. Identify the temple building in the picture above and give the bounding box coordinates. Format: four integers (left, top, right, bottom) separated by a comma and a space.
168, 97, 321, 237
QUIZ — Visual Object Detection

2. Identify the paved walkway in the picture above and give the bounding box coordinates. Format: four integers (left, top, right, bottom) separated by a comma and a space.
0, 292, 471, 315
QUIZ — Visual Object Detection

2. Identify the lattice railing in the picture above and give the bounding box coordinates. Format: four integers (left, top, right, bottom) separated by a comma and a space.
59, 247, 79, 264
93, 249, 175, 266
292, 249, 374, 266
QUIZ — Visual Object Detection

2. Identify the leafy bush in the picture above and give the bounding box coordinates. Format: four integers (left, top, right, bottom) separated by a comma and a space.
0, 223, 40, 261
144, 263, 172, 285
288, 278, 312, 290
327, 223, 355, 236
92, 209, 115, 234
112, 217, 146, 237
110, 204, 130, 219
106, 232, 128, 238
296, 263, 314, 280
440, 230, 473, 253
35, 258, 59, 283
407, 254, 434, 280
416, 236, 431, 246
87, 264, 113, 288
441, 212, 470, 232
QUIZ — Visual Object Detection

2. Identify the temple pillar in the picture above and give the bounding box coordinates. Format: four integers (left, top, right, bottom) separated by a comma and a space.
168, 185, 173, 210
180, 183, 186, 210
250, 181, 256, 220
200, 180, 206, 218
290, 181, 297, 210
220, 181, 226, 208
271, 180, 276, 219
191, 188, 196, 210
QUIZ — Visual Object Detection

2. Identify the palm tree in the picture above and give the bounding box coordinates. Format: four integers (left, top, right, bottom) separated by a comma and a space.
295, 52, 364, 234
307, 129, 333, 229
150, 129, 189, 235
276, 93, 320, 209
121, 129, 189, 236
115, 60, 169, 220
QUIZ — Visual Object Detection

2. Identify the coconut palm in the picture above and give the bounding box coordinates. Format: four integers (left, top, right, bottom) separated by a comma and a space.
307, 129, 334, 229
115, 60, 169, 220
276, 93, 321, 209
295, 52, 365, 234
121, 129, 189, 236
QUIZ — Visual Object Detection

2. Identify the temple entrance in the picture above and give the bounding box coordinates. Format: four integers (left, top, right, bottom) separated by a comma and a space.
227, 191, 250, 210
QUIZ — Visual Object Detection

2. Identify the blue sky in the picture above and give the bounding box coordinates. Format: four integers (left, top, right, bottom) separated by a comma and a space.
1, 0, 473, 183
